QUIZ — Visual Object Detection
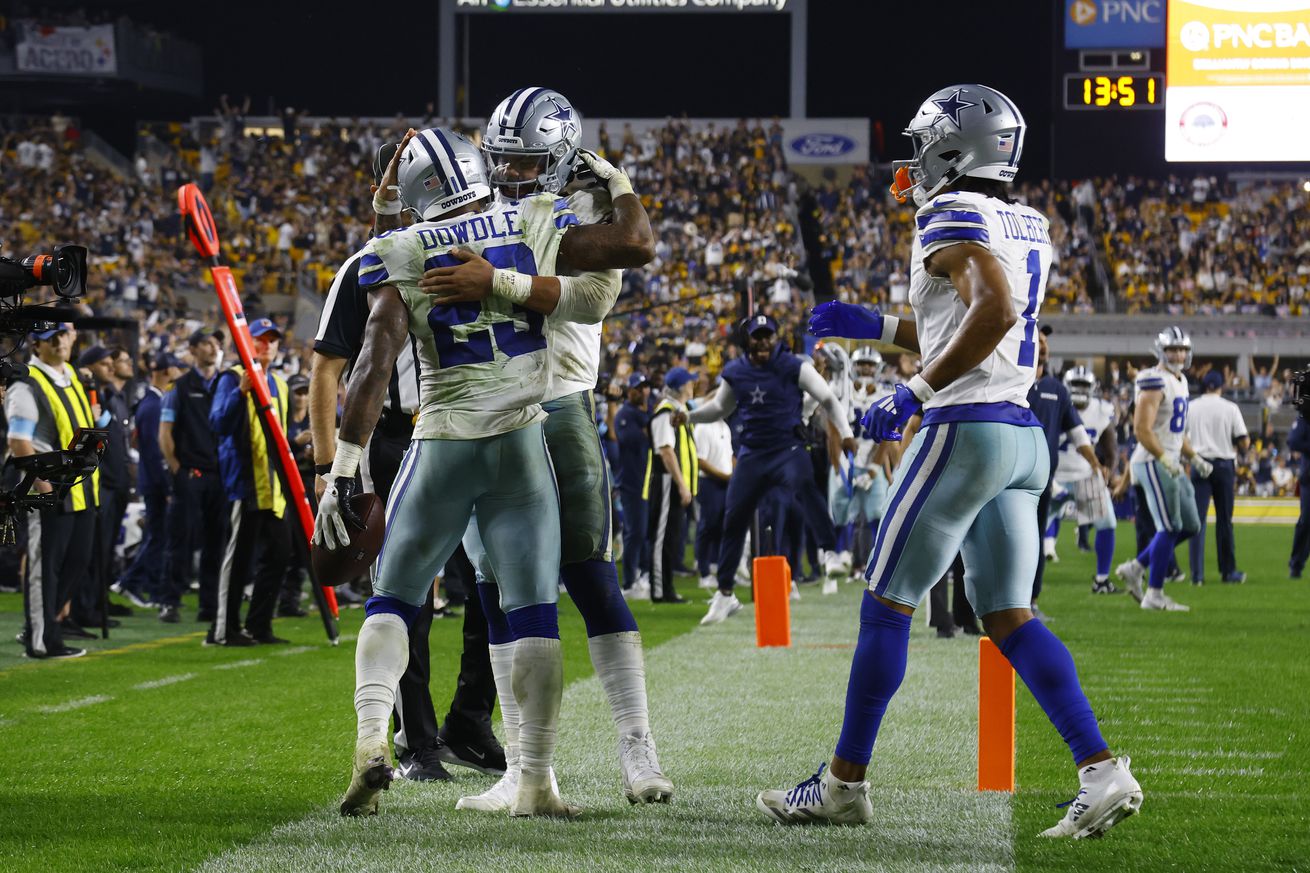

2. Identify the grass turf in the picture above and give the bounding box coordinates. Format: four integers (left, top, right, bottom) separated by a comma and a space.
0, 522, 1305, 871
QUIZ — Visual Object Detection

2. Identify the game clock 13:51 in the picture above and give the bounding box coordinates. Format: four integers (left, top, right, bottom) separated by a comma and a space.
1063, 74, 1163, 111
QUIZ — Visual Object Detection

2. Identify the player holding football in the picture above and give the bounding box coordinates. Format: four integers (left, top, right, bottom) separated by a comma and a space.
756, 84, 1143, 839
1114, 328, 1209, 611
417, 88, 674, 809
322, 127, 653, 817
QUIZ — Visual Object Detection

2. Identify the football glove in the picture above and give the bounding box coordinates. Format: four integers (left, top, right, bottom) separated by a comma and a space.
1159, 456, 1184, 478
853, 473, 874, 491
809, 301, 884, 340
1190, 456, 1214, 478
313, 475, 363, 551
577, 149, 634, 200
861, 383, 923, 442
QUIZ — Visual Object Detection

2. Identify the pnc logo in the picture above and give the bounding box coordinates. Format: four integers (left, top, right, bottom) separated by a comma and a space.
1179, 20, 1209, 52
1070, 0, 1097, 26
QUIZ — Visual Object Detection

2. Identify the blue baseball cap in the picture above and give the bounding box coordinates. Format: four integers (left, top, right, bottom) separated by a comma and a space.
32, 322, 72, 341
77, 344, 112, 367
744, 313, 778, 336
627, 373, 649, 389
1202, 370, 1224, 391
248, 318, 283, 339
664, 367, 697, 390
151, 351, 183, 372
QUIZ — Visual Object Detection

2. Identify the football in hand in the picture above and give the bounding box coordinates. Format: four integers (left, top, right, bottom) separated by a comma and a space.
311, 492, 386, 588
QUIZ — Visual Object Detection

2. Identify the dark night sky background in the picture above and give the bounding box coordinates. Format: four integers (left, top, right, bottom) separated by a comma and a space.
21, 0, 1186, 177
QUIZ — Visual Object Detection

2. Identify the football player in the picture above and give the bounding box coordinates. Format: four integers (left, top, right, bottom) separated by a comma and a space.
1053, 366, 1120, 593
840, 347, 892, 574
1114, 328, 1210, 610
418, 88, 674, 809
761, 84, 1142, 839
324, 127, 653, 817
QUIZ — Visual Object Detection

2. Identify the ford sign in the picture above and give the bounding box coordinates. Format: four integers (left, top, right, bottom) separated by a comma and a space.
789, 133, 857, 158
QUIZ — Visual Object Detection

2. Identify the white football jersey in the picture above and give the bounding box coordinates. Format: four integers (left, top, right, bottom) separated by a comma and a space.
1056, 397, 1115, 481
358, 195, 572, 439
909, 191, 1052, 411
544, 185, 620, 400
1130, 366, 1189, 464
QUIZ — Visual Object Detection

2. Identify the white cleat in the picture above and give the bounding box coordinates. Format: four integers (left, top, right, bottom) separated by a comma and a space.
1115, 559, 1146, 603
1040, 756, 1143, 839
619, 731, 674, 804
837, 550, 853, 575
698, 574, 718, 590
701, 590, 742, 625
457, 765, 559, 813
339, 738, 394, 817
510, 771, 581, 818
756, 764, 873, 826
1141, 588, 1190, 612
1043, 536, 1059, 563
623, 578, 651, 601
822, 577, 838, 596
790, 580, 802, 601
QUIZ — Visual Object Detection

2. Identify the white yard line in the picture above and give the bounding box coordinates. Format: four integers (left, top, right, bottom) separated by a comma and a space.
271, 646, 316, 657
212, 659, 264, 671
198, 586, 1014, 873
133, 673, 199, 690
36, 694, 112, 714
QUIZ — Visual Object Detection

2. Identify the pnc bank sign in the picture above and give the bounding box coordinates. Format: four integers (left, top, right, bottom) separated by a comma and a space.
1065, 0, 1165, 48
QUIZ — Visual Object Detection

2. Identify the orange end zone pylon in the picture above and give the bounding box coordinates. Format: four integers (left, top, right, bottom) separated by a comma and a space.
978, 636, 1016, 792
753, 556, 791, 647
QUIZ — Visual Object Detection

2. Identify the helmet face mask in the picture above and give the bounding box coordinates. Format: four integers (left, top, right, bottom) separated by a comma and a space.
1064, 365, 1097, 410
851, 346, 883, 389
484, 87, 582, 199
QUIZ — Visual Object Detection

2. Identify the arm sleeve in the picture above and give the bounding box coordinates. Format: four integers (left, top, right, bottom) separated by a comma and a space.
688, 382, 737, 423
650, 414, 675, 450
797, 362, 854, 441
136, 399, 162, 463
208, 372, 243, 436
1230, 404, 1249, 440
1065, 425, 1092, 449
357, 231, 420, 288
551, 269, 621, 324
5, 383, 40, 430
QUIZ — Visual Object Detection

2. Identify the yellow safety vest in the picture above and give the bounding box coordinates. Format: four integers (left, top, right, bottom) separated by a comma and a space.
643, 398, 698, 500
27, 363, 100, 512
230, 365, 289, 518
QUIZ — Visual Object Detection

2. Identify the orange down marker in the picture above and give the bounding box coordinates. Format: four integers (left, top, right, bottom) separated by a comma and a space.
978, 636, 1016, 792
753, 556, 791, 647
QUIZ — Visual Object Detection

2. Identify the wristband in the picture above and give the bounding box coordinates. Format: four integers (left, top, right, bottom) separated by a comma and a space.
906, 373, 936, 403
880, 315, 900, 342
492, 268, 533, 305
314, 463, 333, 475
330, 440, 364, 479
373, 187, 403, 216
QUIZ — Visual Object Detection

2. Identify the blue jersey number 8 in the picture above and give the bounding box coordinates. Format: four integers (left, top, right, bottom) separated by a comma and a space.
1169, 397, 1187, 433
426, 243, 547, 369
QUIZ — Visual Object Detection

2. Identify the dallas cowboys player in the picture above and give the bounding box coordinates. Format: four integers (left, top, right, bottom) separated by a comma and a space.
837, 347, 891, 573
323, 127, 653, 818
1115, 328, 1209, 611
418, 88, 673, 808
757, 85, 1142, 839
1054, 366, 1120, 593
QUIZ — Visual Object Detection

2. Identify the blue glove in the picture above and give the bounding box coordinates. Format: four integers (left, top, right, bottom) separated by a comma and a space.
861, 384, 923, 442
809, 301, 884, 339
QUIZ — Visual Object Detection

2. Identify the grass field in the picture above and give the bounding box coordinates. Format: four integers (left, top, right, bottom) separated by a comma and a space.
1, 523, 1306, 872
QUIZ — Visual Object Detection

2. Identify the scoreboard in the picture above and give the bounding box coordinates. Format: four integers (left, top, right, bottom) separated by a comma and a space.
1064, 73, 1164, 109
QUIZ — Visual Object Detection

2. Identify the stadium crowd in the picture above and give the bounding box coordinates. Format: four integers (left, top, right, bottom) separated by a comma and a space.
1, 115, 1307, 658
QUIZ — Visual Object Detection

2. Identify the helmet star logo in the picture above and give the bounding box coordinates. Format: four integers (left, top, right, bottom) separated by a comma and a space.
932, 89, 978, 127
544, 99, 572, 125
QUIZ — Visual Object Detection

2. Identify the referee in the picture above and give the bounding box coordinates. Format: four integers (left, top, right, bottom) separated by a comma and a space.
1186, 371, 1249, 584
309, 138, 500, 782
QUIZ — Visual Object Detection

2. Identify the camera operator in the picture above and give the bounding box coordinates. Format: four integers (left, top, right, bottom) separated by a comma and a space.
6, 323, 100, 659
77, 344, 133, 628
1289, 411, 1309, 580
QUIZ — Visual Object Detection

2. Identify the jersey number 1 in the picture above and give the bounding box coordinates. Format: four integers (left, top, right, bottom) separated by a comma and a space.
1017, 250, 1042, 368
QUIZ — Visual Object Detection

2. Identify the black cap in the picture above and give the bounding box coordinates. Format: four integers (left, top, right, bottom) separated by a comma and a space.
77, 344, 112, 367
151, 351, 183, 371
188, 327, 226, 347
744, 313, 778, 337
374, 141, 400, 185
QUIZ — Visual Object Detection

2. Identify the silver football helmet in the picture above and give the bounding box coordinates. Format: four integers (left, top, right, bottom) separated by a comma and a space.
483, 87, 583, 199
851, 346, 884, 386
891, 84, 1026, 207
1064, 365, 1097, 410
396, 128, 492, 222
1154, 326, 1193, 374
